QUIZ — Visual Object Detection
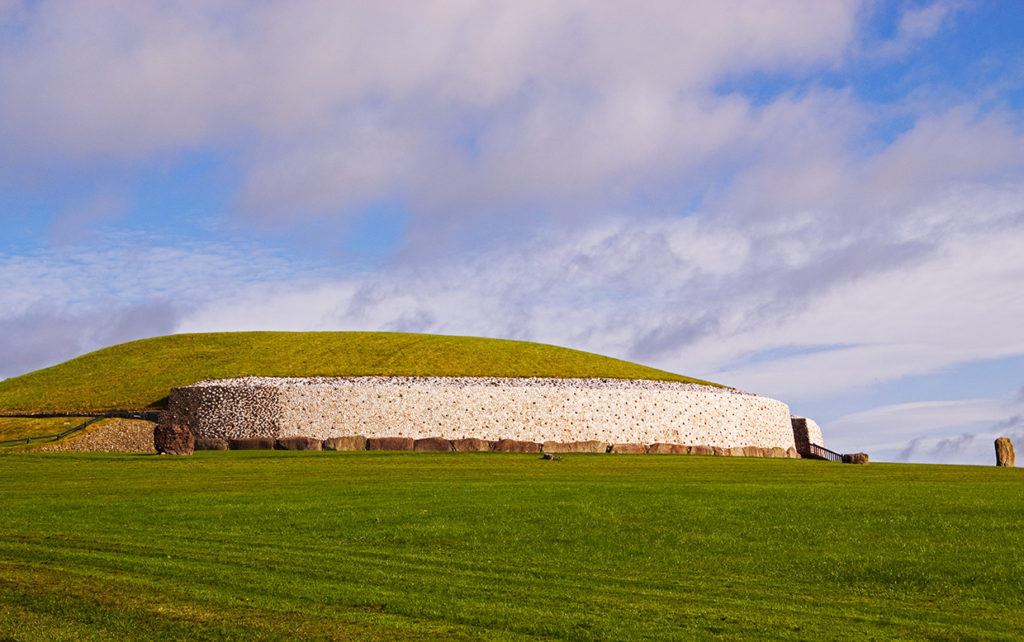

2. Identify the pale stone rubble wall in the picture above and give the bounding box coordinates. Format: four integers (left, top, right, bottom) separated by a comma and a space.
36, 419, 157, 453
805, 418, 824, 448
167, 376, 804, 450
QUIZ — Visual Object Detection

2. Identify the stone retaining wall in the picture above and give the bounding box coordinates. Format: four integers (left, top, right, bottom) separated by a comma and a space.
166, 376, 807, 451
36, 419, 157, 453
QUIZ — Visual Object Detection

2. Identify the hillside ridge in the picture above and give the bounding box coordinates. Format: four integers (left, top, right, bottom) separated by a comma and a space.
0, 331, 722, 414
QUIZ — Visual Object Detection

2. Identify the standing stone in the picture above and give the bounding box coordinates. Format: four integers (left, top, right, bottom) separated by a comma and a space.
153, 421, 194, 455
995, 438, 1015, 467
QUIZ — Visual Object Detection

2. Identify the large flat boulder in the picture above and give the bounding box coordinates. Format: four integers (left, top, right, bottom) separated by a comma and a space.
609, 443, 647, 454
842, 452, 869, 465
366, 437, 415, 451
414, 437, 454, 452
154, 421, 194, 455
276, 437, 322, 451
451, 438, 490, 452
543, 440, 608, 453
194, 437, 229, 451
229, 437, 276, 450
490, 439, 542, 453
647, 443, 687, 454
322, 436, 367, 451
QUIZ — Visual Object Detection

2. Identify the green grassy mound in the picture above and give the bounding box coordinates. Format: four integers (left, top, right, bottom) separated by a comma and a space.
0, 453, 1020, 639
0, 331, 718, 414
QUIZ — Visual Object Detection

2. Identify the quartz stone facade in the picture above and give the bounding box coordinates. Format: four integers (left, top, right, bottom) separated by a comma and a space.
165, 376, 808, 451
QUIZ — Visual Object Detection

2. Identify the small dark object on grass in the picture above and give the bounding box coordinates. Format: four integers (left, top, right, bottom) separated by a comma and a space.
842, 452, 869, 465
542, 453, 562, 461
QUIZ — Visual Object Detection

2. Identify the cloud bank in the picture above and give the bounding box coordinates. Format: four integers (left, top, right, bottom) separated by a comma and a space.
0, 1, 1021, 463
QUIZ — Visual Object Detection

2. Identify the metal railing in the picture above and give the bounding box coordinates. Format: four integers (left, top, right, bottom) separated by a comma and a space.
0, 411, 159, 446
807, 443, 844, 462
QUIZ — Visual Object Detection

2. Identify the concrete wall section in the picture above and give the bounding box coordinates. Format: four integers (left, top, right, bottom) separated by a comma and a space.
170, 376, 798, 450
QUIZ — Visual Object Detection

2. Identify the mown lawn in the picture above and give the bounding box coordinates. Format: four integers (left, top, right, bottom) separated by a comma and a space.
0, 453, 1021, 640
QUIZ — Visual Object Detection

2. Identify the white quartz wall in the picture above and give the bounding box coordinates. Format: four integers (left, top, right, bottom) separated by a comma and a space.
171, 376, 797, 449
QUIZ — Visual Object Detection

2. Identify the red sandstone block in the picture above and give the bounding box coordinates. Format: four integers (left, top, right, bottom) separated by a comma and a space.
366, 437, 414, 451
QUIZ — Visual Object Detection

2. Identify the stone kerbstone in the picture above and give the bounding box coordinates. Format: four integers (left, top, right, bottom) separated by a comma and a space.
194, 437, 229, 451
995, 437, 1015, 467
648, 443, 688, 454
276, 436, 322, 451
786, 447, 800, 459
414, 437, 454, 452
768, 447, 787, 458
712, 447, 727, 456
609, 443, 647, 454
229, 437, 276, 450
543, 440, 608, 453
451, 438, 490, 452
742, 446, 766, 457
490, 439, 542, 453
367, 437, 415, 451
690, 445, 714, 456
842, 452, 869, 465
154, 422, 194, 455
322, 436, 367, 451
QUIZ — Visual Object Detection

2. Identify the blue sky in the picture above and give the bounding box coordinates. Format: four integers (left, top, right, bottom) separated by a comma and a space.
1, 1, 1022, 464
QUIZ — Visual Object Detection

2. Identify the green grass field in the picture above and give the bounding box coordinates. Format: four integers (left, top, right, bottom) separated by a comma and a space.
0, 332, 717, 415
1, 452, 1021, 640
0, 417, 92, 443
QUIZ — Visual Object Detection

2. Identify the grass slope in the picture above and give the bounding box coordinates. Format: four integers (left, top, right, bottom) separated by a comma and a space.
0, 453, 1021, 640
0, 417, 91, 443
0, 331, 717, 414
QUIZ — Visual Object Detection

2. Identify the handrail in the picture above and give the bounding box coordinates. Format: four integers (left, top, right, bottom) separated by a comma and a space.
0, 411, 159, 446
807, 443, 843, 462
